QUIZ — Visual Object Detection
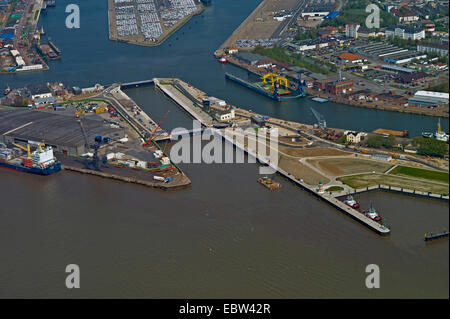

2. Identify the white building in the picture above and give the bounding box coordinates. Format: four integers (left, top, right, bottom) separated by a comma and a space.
217, 109, 235, 122
414, 91, 449, 104
345, 131, 362, 144
417, 42, 449, 56
346, 24, 360, 39
287, 40, 329, 52
82, 84, 105, 95
385, 26, 425, 40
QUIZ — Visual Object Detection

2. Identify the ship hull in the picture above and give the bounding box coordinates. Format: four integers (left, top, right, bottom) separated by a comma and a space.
0, 161, 62, 175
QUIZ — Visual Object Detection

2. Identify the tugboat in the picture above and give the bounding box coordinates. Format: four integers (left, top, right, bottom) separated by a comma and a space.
343, 194, 360, 209
217, 56, 227, 64
363, 202, 382, 222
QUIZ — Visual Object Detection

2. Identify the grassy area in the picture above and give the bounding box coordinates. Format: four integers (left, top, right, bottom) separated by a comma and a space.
325, 186, 344, 192
253, 46, 331, 75
389, 166, 449, 184
427, 81, 449, 93
338, 173, 449, 195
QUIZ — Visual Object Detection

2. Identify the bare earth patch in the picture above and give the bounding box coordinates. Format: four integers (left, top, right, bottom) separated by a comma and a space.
278, 156, 330, 186
307, 158, 393, 177
279, 147, 350, 158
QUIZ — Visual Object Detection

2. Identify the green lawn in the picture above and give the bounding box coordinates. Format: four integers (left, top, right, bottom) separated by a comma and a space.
389, 166, 449, 184
325, 186, 344, 192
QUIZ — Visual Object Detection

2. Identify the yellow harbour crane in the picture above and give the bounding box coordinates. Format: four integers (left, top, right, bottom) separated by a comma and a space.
261, 73, 289, 90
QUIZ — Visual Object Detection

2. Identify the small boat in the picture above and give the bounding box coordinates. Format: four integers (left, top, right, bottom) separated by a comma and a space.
422, 132, 433, 138
4, 84, 11, 96
343, 194, 360, 209
40, 26, 45, 35
435, 119, 449, 142
363, 202, 382, 222
312, 97, 328, 103
217, 56, 227, 64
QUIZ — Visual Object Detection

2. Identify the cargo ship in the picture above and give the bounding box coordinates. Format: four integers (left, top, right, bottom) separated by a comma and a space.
0, 142, 61, 176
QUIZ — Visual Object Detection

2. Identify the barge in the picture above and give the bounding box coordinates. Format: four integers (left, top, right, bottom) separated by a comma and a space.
257, 176, 282, 190
225, 72, 305, 102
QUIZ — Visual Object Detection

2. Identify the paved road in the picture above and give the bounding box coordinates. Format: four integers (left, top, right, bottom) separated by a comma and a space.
271, 0, 308, 39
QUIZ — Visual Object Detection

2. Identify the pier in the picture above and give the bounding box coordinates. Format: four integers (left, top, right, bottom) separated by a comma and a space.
97, 84, 170, 142
424, 231, 449, 242
154, 78, 214, 127
61, 160, 191, 191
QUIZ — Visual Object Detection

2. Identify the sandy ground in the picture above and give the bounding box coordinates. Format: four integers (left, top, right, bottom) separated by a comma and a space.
307, 158, 393, 177
278, 136, 309, 146
278, 155, 330, 185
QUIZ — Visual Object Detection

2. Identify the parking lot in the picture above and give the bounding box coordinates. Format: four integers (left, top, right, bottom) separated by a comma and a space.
110, 0, 202, 44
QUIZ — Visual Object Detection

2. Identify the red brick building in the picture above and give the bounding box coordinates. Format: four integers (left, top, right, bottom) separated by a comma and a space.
325, 80, 353, 95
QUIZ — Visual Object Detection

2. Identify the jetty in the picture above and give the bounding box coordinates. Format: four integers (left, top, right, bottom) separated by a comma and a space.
424, 231, 449, 242
154, 78, 214, 126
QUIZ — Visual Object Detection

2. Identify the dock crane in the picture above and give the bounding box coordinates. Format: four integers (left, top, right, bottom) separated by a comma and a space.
143, 110, 170, 147
77, 114, 101, 170
311, 107, 327, 129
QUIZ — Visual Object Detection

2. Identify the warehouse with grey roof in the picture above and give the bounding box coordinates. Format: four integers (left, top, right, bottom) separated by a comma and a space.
0, 109, 125, 155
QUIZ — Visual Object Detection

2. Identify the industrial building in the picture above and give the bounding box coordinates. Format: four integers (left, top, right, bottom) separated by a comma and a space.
0, 109, 126, 156
354, 42, 408, 59
383, 50, 427, 64
396, 71, 428, 84
354, 42, 425, 64
26, 83, 52, 100
325, 80, 353, 95
381, 64, 415, 74
408, 91, 449, 107
233, 52, 266, 66
301, 2, 334, 19
287, 39, 331, 52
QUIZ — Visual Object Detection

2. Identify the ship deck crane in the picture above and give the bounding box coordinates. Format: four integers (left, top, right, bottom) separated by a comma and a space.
12, 143, 31, 158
